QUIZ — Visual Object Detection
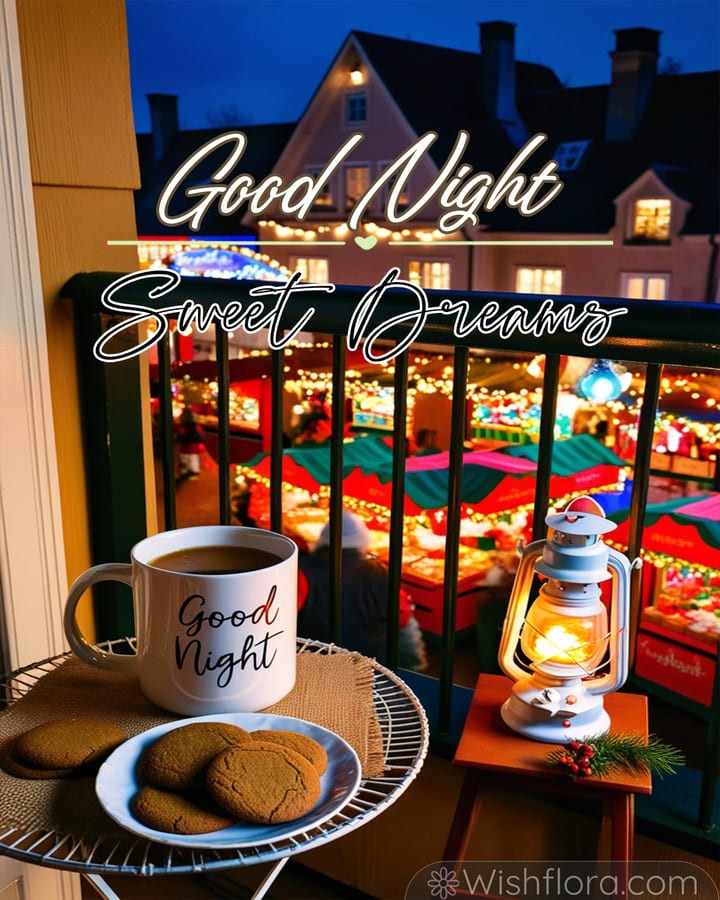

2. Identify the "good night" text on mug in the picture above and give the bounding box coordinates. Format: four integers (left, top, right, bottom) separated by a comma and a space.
174, 589, 283, 689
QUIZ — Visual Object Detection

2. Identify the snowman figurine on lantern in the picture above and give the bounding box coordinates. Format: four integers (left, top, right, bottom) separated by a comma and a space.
498, 496, 641, 743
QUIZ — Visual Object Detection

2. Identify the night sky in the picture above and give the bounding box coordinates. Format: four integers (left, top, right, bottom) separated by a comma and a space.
127, 0, 720, 133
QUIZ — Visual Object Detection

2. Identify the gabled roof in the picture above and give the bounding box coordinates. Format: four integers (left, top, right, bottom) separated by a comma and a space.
500, 69, 720, 234
346, 31, 719, 235
351, 30, 561, 171
133, 29, 718, 238
135, 122, 295, 236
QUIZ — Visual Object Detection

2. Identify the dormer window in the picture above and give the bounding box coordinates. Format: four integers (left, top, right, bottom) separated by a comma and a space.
631, 198, 671, 241
553, 140, 589, 172
346, 92, 367, 123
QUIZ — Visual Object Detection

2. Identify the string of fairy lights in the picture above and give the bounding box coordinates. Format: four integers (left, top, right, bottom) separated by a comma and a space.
173, 348, 720, 456
236, 456, 720, 586
172, 336, 720, 585
257, 219, 459, 244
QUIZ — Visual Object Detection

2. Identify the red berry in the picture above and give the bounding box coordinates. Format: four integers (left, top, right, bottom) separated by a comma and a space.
568, 740, 580, 751
562, 720, 571, 728
584, 748, 594, 758
579, 759, 591, 769
570, 763, 579, 774
577, 768, 591, 777
560, 756, 572, 766
581, 744, 593, 755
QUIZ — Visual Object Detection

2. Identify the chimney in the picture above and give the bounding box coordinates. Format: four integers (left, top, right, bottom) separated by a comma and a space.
605, 28, 660, 142
147, 93, 179, 161
479, 20, 528, 147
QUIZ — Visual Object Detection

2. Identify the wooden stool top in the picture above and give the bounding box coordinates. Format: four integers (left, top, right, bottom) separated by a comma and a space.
454, 674, 652, 796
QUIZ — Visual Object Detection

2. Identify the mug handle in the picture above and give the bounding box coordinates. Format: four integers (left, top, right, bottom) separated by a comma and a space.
64, 563, 138, 673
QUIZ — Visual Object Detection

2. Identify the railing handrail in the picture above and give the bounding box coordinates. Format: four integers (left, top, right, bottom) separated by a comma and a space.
63, 271, 720, 368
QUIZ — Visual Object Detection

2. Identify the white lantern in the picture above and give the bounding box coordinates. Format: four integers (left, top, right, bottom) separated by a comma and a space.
498, 496, 641, 742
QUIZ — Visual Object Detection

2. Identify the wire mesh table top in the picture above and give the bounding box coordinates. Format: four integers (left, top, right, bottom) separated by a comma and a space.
0, 639, 429, 877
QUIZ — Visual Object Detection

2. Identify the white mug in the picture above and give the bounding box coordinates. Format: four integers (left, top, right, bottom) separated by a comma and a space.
64, 526, 298, 716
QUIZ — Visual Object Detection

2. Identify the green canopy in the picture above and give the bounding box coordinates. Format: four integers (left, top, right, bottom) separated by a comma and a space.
501, 434, 626, 476
607, 493, 720, 557
243, 435, 394, 485
403, 466, 515, 510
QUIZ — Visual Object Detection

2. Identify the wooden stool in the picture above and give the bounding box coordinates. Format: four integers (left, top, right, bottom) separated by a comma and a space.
444, 674, 652, 893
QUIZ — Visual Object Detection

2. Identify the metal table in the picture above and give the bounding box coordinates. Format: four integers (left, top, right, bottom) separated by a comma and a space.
0, 639, 429, 898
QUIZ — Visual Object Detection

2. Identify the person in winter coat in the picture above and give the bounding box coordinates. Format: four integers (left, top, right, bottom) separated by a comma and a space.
175, 406, 206, 480
297, 510, 427, 670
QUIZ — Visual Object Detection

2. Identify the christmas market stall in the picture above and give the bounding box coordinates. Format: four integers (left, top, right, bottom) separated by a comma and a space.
236, 436, 522, 638
343, 435, 628, 638
499, 433, 632, 500
613, 367, 720, 485
608, 493, 720, 707
237, 436, 395, 547
164, 357, 274, 464
238, 434, 629, 640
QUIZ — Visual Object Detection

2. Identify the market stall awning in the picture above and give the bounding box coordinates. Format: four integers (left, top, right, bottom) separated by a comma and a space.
343, 452, 539, 515
608, 493, 720, 568
241, 435, 394, 489
242, 434, 625, 517
500, 434, 626, 475
499, 434, 627, 498
346, 437, 625, 515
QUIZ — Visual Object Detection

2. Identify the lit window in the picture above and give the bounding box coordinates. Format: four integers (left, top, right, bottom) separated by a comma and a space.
380, 161, 409, 211
346, 92, 367, 123
515, 267, 564, 294
621, 273, 669, 300
290, 257, 329, 282
632, 198, 671, 241
306, 167, 333, 207
553, 140, 590, 172
408, 260, 451, 290
344, 165, 370, 208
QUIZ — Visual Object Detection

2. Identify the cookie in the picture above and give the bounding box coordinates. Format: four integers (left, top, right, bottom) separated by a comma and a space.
207, 741, 321, 825
0, 737, 76, 780
143, 721, 251, 790
250, 729, 328, 775
131, 785, 236, 835
15, 717, 127, 769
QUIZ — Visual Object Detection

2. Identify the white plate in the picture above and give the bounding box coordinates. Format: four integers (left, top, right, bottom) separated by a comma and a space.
95, 712, 362, 849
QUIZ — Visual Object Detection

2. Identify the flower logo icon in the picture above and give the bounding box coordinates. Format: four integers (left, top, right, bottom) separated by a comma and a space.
427, 866, 460, 899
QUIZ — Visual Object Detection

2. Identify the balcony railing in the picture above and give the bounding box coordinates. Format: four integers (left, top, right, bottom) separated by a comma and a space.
63, 271, 719, 837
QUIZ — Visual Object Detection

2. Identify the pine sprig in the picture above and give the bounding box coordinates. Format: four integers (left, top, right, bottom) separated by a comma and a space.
548, 732, 685, 781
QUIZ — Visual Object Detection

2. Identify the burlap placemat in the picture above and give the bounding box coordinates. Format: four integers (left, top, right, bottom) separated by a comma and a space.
0, 650, 384, 842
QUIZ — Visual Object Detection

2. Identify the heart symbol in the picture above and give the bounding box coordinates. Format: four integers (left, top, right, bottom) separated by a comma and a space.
354, 235, 377, 250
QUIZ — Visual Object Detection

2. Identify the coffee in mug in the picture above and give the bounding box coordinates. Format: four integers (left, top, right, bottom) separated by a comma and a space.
63, 526, 298, 716
149, 546, 282, 575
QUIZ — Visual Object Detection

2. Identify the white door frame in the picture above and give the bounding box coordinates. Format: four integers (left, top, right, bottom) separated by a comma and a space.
0, 1, 80, 897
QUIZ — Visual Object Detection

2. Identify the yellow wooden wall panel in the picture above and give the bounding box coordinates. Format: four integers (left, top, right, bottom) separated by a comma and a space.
17, 0, 140, 189
17, 0, 145, 637
32, 185, 142, 634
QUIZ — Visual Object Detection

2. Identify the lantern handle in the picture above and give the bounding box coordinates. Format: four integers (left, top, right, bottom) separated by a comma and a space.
497, 538, 545, 682
586, 548, 641, 696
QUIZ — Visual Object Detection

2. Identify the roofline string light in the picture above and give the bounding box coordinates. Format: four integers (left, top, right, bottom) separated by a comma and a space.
257, 219, 462, 244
